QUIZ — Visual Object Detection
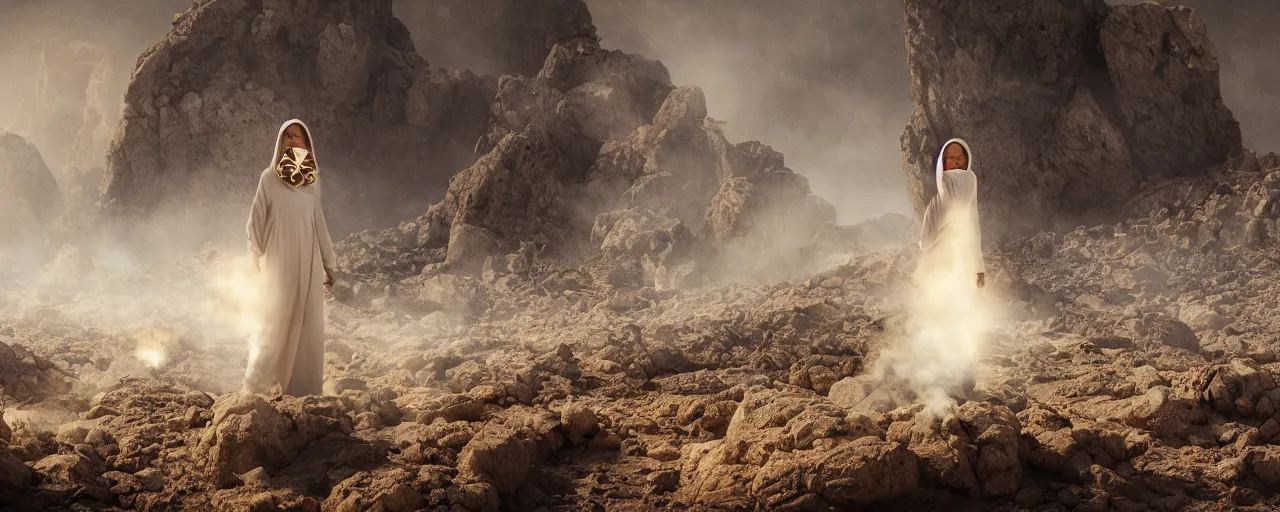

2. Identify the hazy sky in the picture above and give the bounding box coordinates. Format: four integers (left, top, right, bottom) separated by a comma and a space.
1, 0, 1276, 226
587, 0, 1280, 223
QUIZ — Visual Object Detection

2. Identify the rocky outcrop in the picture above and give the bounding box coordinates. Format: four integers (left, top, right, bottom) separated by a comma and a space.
901, 0, 1242, 240
477, 40, 674, 179
0, 132, 63, 229
0, 132, 63, 273
198, 393, 353, 488
1100, 6, 1243, 176
396, 0, 597, 77
340, 38, 675, 276
590, 207, 701, 289
99, 0, 495, 237
322, 32, 835, 286
677, 387, 919, 509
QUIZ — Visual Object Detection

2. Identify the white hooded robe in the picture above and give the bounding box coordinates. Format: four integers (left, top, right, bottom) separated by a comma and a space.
901, 138, 986, 400
918, 138, 985, 282
244, 119, 336, 396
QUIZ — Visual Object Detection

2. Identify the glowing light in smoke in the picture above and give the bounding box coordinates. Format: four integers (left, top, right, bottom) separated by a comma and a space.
136, 347, 165, 368
131, 326, 176, 369
204, 253, 266, 339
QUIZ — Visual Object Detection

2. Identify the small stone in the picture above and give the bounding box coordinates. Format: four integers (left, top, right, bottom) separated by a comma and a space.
647, 442, 680, 462
103, 470, 141, 495
1110, 496, 1147, 512
356, 411, 383, 431
78, 484, 111, 501
324, 377, 368, 396
85, 405, 119, 420
560, 403, 599, 443
56, 419, 102, 445
1015, 486, 1044, 508
589, 432, 623, 452
1076, 492, 1110, 512
647, 470, 679, 493
135, 467, 166, 492
398, 354, 428, 373
84, 428, 112, 446
240, 467, 271, 488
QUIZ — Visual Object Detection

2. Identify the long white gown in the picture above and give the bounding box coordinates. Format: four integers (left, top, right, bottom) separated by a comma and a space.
244, 119, 336, 396
918, 137, 985, 279
905, 137, 987, 402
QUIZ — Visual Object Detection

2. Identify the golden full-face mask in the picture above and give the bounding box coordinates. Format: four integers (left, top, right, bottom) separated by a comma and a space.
276, 147, 316, 188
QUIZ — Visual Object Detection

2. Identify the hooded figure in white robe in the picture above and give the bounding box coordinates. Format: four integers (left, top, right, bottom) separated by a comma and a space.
244, 119, 336, 396
893, 138, 988, 404
918, 138, 985, 287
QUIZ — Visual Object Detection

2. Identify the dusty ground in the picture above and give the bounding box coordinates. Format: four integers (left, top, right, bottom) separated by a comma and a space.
5, 164, 1280, 512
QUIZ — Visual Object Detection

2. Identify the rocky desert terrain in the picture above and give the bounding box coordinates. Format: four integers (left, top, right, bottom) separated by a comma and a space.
3, 0, 1280, 511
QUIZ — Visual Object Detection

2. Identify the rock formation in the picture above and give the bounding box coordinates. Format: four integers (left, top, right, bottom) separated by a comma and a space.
0, 131, 64, 274
345, 46, 835, 287
901, 0, 1242, 240
395, 0, 598, 77
98, 0, 495, 238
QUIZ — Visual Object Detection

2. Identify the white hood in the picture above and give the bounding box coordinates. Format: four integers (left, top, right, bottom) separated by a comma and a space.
934, 137, 973, 201
270, 119, 318, 171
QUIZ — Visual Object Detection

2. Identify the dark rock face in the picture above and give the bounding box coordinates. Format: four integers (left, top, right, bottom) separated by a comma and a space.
1100, 6, 1242, 175
478, 40, 675, 180
396, 0, 598, 77
901, 0, 1242, 240
351, 38, 678, 277
98, 0, 495, 238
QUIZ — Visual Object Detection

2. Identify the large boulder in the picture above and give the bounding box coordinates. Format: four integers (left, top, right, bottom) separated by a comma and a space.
0, 341, 73, 404
1101, 5, 1243, 174
588, 86, 835, 253
901, 0, 1242, 240
197, 393, 353, 488
99, 0, 495, 238
887, 403, 1024, 499
590, 207, 701, 289
589, 86, 725, 230
476, 39, 674, 180
397, 38, 674, 272
428, 126, 565, 272
678, 387, 920, 508
395, 0, 597, 77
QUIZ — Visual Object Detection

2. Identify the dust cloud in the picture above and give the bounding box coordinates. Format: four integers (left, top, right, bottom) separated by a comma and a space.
880, 218, 1002, 417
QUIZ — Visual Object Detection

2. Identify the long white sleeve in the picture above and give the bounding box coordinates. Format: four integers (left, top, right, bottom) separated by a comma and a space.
919, 195, 943, 252
247, 170, 270, 259
971, 199, 986, 274
313, 179, 336, 272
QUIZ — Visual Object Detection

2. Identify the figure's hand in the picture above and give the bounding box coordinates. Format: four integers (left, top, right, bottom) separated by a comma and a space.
252, 256, 261, 273
976, 273, 986, 289
324, 270, 335, 295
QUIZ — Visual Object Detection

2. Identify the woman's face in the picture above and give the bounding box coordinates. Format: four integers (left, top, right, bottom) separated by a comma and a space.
943, 142, 968, 171
282, 124, 309, 151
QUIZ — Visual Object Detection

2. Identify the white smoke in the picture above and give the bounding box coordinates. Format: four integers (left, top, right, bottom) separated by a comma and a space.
873, 222, 1002, 417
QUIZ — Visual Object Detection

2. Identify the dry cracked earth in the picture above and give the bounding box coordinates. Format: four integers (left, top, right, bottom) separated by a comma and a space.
5, 153, 1280, 512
